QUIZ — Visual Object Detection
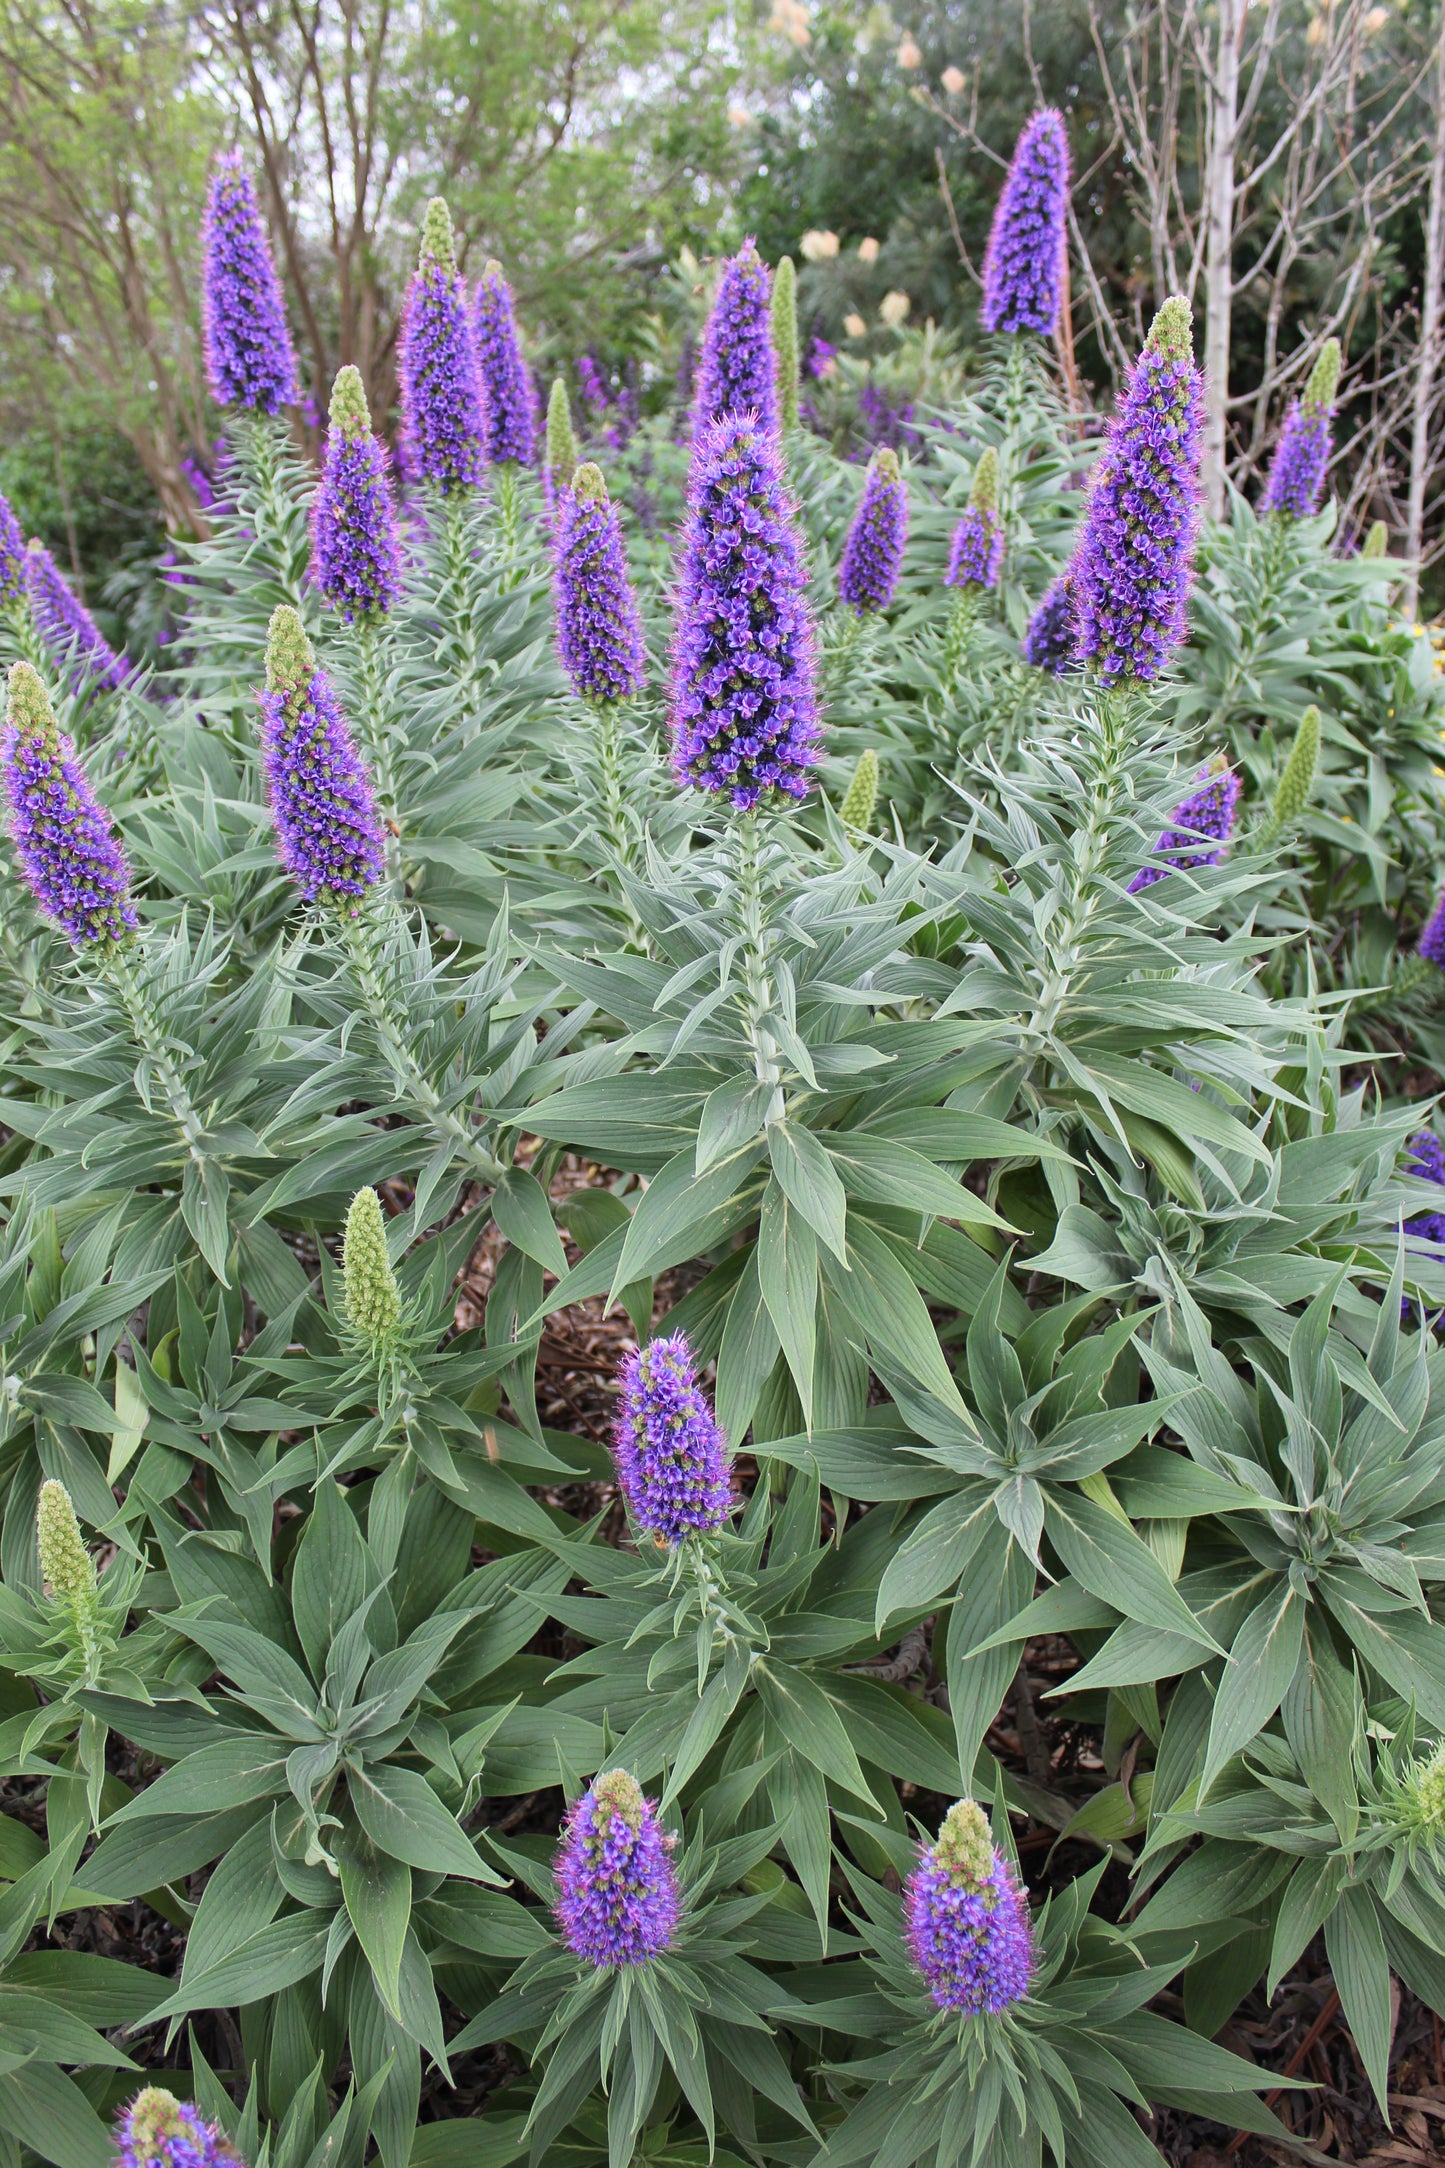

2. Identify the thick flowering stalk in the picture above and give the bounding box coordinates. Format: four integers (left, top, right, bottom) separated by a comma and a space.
2, 661, 136, 944
0, 489, 25, 606
398, 199, 487, 494
553, 464, 647, 703
1128, 751, 1240, 893
1261, 339, 1341, 520
839, 448, 908, 613
555, 1770, 680, 1967
26, 543, 131, 691
311, 368, 402, 622
945, 448, 1004, 591
473, 260, 536, 466
614, 1332, 731, 1544
544, 376, 580, 503
258, 606, 384, 905
772, 253, 801, 431
839, 747, 879, 832
343, 1187, 402, 1350
980, 109, 1070, 338
1021, 572, 1076, 672
115, 2087, 234, 2168
905, 1798, 1033, 2017
693, 238, 778, 439
1258, 705, 1321, 843
1074, 296, 1203, 684
200, 152, 298, 414
672, 412, 821, 809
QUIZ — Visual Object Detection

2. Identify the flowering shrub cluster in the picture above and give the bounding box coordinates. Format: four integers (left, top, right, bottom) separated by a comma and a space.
0, 113, 1442, 2168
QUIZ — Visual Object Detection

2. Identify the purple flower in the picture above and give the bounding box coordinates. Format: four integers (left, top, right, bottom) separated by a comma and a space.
1074, 296, 1202, 684
200, 153, 298, 414
613, 1331, 731, 1544
1128, 754, 1240, 892
555, 1770, 680, 1968
553, 464, 646, 703
1021, 573, 1076, 672
672, 413, 821, 809
115, 2087, 237, 2168
398, 200, 487, 494
0, 491, 25, 606
1261, 340, 1341, 521
839, 449, 908, 613
311, 368, 402, 622
905, 1798, 1033, 2017
2, 661, 136, 945
1404, 1132, 1445, 1247
258, 606, 384, 904
980, 109, 1071, 339
806, 335, 836, 380
473, 261, 536, 465
946, 448, 1003, 592
1420, 889, 1445, 968
26, 543, 131, 691
693, 239, 778, 439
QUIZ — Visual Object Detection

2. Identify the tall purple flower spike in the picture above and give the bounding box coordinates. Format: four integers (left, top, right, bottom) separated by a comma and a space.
839, 448, 908, 614
201, 152, 298, 414
946, 447, 1004, 592
980, 109, 1071, 339
693, 239, 778, 439
1261, 339, 1341, 521
555, 1769, 680, 1967
398, 199, 487, 494
553, 463, 646, 703
473, 260, 537, 466
672, 412, 821, 810
311, 368, 402, 623
2, 661, 136, 945
613, 1331, 731, 1544
26, 543, 131, 691
1021, 573, 1076, 673
0, 490, 26, 607
115, 2087, 238, 2168
1420, 889, 1445, 969
1128, 753, 1240, 892
905, 1798, 1033, 2017
1074, 296, 1202, 684
1404, 1132, 1445, 1246
258, 606, 384, 905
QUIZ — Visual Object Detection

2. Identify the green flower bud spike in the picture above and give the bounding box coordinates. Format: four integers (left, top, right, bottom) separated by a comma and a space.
1363, 520, 1389, 560
933, 1798, 996, 1894
419, 197, 458, 277
328, 364, 371, 441
969, 445, 1000, 513
772, 254, 800, 432
839, 748, 879, 834
546, 377, 579, 487
37, 1479, 102, 1681
1303, 337, 1342, 415
343, 1186, 402, 1350
572, 460, 608, 505
1260, 705, 1321, 843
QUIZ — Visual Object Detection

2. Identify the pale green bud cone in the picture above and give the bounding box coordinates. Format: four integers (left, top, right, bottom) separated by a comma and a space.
1303, 337, 1342, 413
839, 748, 879, 832
328, 365, 372, 440
343, 1187, 401, 1348
1363, 520, 1389, 560
969, 446, 1000, 513
264, 604, 316, 700
37, 1479, 97, 1611
1147, 295, 1193, 362
572, 461, 608, 506
419, 198, 457, 277
7, 659, 60, 754
1266, 706, 1321, 836
593, 1768, 645, 1832
546, 377, 579, 483
934, 1797, 995, 1892
772, 255, 800, 431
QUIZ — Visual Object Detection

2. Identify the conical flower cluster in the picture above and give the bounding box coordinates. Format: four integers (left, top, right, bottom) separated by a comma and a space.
840, 747, 880, 832
0, 489, 25, 606
1262, 340, 1340, 521
772, 254, 801, 431
26, 543, 131, 691
311, 368, 402, 623
473, 260, 536, 466
693, 239, 778, 438
1128, 753, 1240, 892
671, 412, 821, 809
613, 1331, 731, 1545
905, 1798, 1033, 2016
1260, 705, 1321, 841
1403, 1131, 1445, 1248
342, 1187, 402, 1350
553, 464, 646, 703
1021, 572, 1076, 673
839, 449, 908, 614
555, 1770, 680, 1967
946, 448, 1004, 591
200, 153, 298, 414
2, 661, 135, 944
1074, 296, 1202, 683
544, 376, 579, 505
258, 606, 384, 905
980, 109, 1071, 338
398, 200, 487, 494
115, 2087, 237, 2168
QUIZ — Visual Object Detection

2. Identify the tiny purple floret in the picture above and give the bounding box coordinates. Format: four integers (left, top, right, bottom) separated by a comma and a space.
1021, 573, 1076, 673
946, 506, 1004, 592
115, 2086, 239, 2168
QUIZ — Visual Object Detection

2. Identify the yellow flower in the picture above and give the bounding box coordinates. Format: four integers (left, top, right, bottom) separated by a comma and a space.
880, 290, 911, 327
800, 229, 841, 262
858, 236, 881, 264
844, 311, 868, 339
897, 34, 922, 67
941, 64, 966, 93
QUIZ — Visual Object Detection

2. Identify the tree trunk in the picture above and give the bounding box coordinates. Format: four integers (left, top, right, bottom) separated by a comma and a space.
1201, 0, 1244, 519
1405, 13, 1445, 618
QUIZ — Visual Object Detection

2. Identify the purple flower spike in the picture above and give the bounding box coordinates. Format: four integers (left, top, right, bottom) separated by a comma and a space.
1262, 340, 1341, 521
115, 2087, 237, 2168
980, 109, 1071, 339
693, 239, 778, 439
3, 662, 136, 945
398, 200, 487, 494
1074, 297, 1202, 684
672, 412, 821, 810
555, 1769, 680, 1968
839, 448, 908, 614
1420, 890, 1445, 969
946, 448, 1004, 592
258, 606, 384, 904
201, 153, 298, 415
25, 543, 131, 692
473, 260, 537, 466
1404, 1132, 1445, 1246
1128, 753, 1240, 892
553, 464, 646, 703
1021, 573, 1076, 673
614, 1331, 731, 1545
905, 1798, 1033, 2017
0, 491, 25, 607
311, 368, 402, 623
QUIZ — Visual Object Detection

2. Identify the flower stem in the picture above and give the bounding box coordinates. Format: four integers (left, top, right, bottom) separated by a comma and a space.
104, 943, 210, 1169
730, 812, 786, 1124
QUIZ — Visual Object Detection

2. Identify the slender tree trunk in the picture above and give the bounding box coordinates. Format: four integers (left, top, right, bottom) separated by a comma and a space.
1405, 11, 1445, 618
1201, 0, 1244, 519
